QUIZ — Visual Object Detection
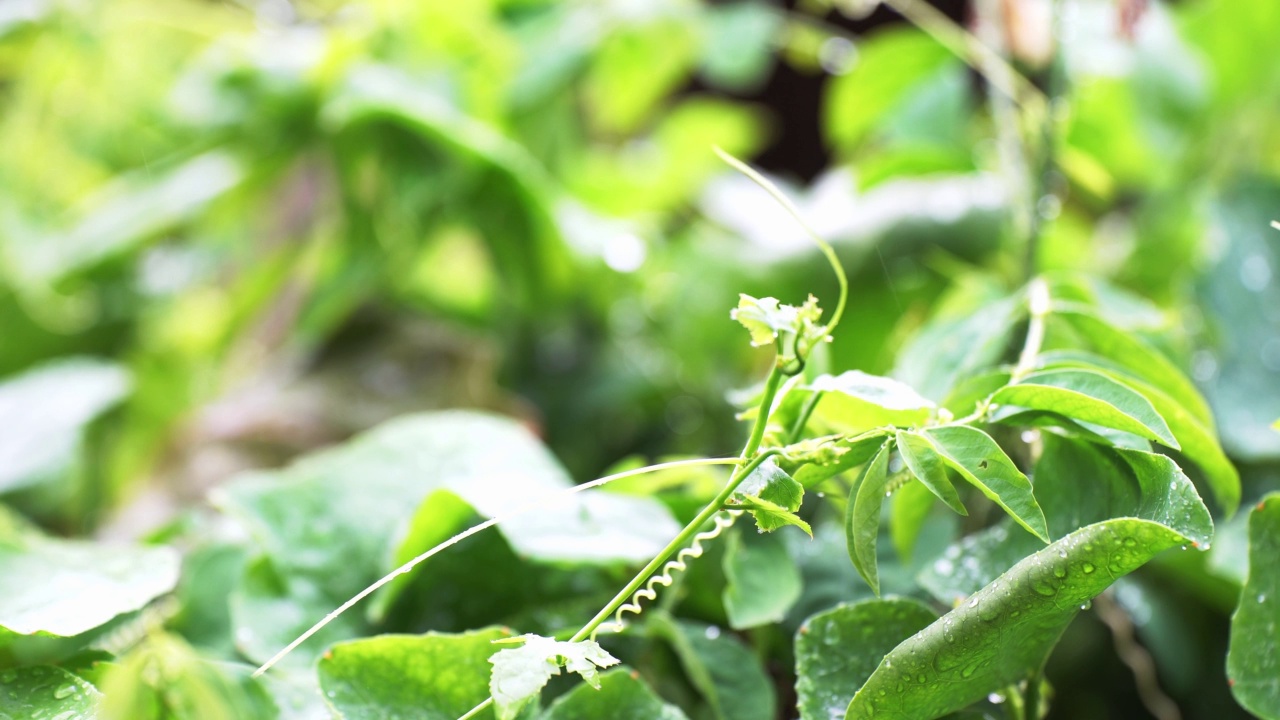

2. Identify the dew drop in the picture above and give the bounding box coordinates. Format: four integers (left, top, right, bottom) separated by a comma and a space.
968, 598, 978, 608
1259, 594, 1268, 604
988, 692, 1006, 704
53, 684, 76, 700
1082, 562, 1096, 574
1053, 566, 1067, 579
705, 626, 722, 639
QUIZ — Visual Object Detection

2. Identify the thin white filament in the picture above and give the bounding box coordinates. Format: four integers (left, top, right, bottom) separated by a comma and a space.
251, 456, 742, 677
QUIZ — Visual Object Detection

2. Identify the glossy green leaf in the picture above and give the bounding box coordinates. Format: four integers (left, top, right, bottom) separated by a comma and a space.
789, 431, 891, 488
920, 426, 1049, 542
1051, 307, 1214, 428
0, 666, 99, 719
649, 614, 774, 720
1037, 350, 1240, 513
0, 358, 130, 494
489, 635, 619, 720
847, 519, 1206, 719
722, 527, 802, 629
795, 598, 938, 720
1227, 493, 1280, 718
540, 668, 689, 720
992, 369, 1178, 449
895, 430, 966, 515
0, 531, 179, 637
845, 440, 893, 595
317, 628, 510, 720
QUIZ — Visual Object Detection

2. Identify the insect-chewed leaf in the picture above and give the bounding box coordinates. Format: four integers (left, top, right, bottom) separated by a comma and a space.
489, 634, 620, 720
920, 426, 1048, 543
896, 430, 966, 516
845, 440, 893, 595
992, 368, 1179, 449
1228, 493, 1280, 719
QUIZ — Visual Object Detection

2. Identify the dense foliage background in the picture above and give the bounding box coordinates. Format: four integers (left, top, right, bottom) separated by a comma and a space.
0, 0, 1277, 718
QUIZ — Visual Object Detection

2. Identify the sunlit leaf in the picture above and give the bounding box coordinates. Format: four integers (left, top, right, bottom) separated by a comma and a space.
0, 665, 100, 720
489, 634, 619, 720
992, 369, 1178, 448
895, 430, 966, 515
920, 426, 1048, 542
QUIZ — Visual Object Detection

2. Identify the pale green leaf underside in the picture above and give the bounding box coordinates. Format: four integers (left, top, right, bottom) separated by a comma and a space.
490, 635, 619, 720
846, 440, 893, 595
992, 369, 1178, 449
1227, 493, 1280, 719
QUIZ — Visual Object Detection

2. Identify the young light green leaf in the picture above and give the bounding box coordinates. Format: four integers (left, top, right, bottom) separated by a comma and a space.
845, 440, 893, 595
731, 294, 822, 348
649, 613, 775, 720
731, 458, 809, 535
920, 426, 1049, 543
318, 628, 509, 720
895, 430, 966, 516
787, 431, 891, 488
541, 669, 689, 720
1036, 351, 1239, 513
806, 371, 935, 430
847, 518, 1208, 720
489, 635, 619, 720
722, 527, 802, 629
992, 368, 1179, 449
0, 666, 100, 720
1227, 493, 1280, 719
795, 598, 939, 720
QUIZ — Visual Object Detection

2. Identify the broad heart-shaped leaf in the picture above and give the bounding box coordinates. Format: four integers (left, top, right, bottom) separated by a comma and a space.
1228, 493, 1280, 718
318, 628, 511, 720
795, 598, 938, 720
215, 412, 679, 664
919, 426, 1049, 542
846, 440, 893, 595
0, 665, 100, 719
846, 520, 1207, 719
0, 358, 130, 494
540, 668, 689, 720
731, 458, 809, 535
806, 371, 935, 431
648, 613, 775, 720
895, 430, 966, 515
489, 635, 619, 720
991, 369, 1179, 449
1036, 351, 1239, 514
0, 530, 179, 637
722, 527, 802, 629
1048, 305, 1214, 429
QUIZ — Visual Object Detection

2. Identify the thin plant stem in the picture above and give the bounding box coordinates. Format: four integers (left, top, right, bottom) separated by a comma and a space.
250, 456, 744, 678
1012, 277, 1050, 382
713, 148, 849, 336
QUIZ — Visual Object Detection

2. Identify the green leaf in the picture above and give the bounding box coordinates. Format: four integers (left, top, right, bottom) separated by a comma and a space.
889, 478, 938, 563
1051, 307, 1214, 428
731, 458, 809, 535
806, 371, 935, 430
1227, 493, 1280, 718
992, 369, 1179, 449
795, 598, 938, 720
0, 665, 100, 719
0, 358, 130, 494
1037, 351, 1240, 514
788, 431, 891, 488
895, 430, 966, 515
920, 426, 1049, 542
317, 628, 510, 720
0, 530, 179, 637
649, 614, 775, 720
845, 440, 893, 595
489, 635, 620, 720
541, 668, 689, 720
722, 527, 802, 629
893, 293, 1023, 403
846, 519, 1207, 719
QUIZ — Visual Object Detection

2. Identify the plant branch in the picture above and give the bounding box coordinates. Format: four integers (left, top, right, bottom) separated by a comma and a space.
251, 456, 744, 678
